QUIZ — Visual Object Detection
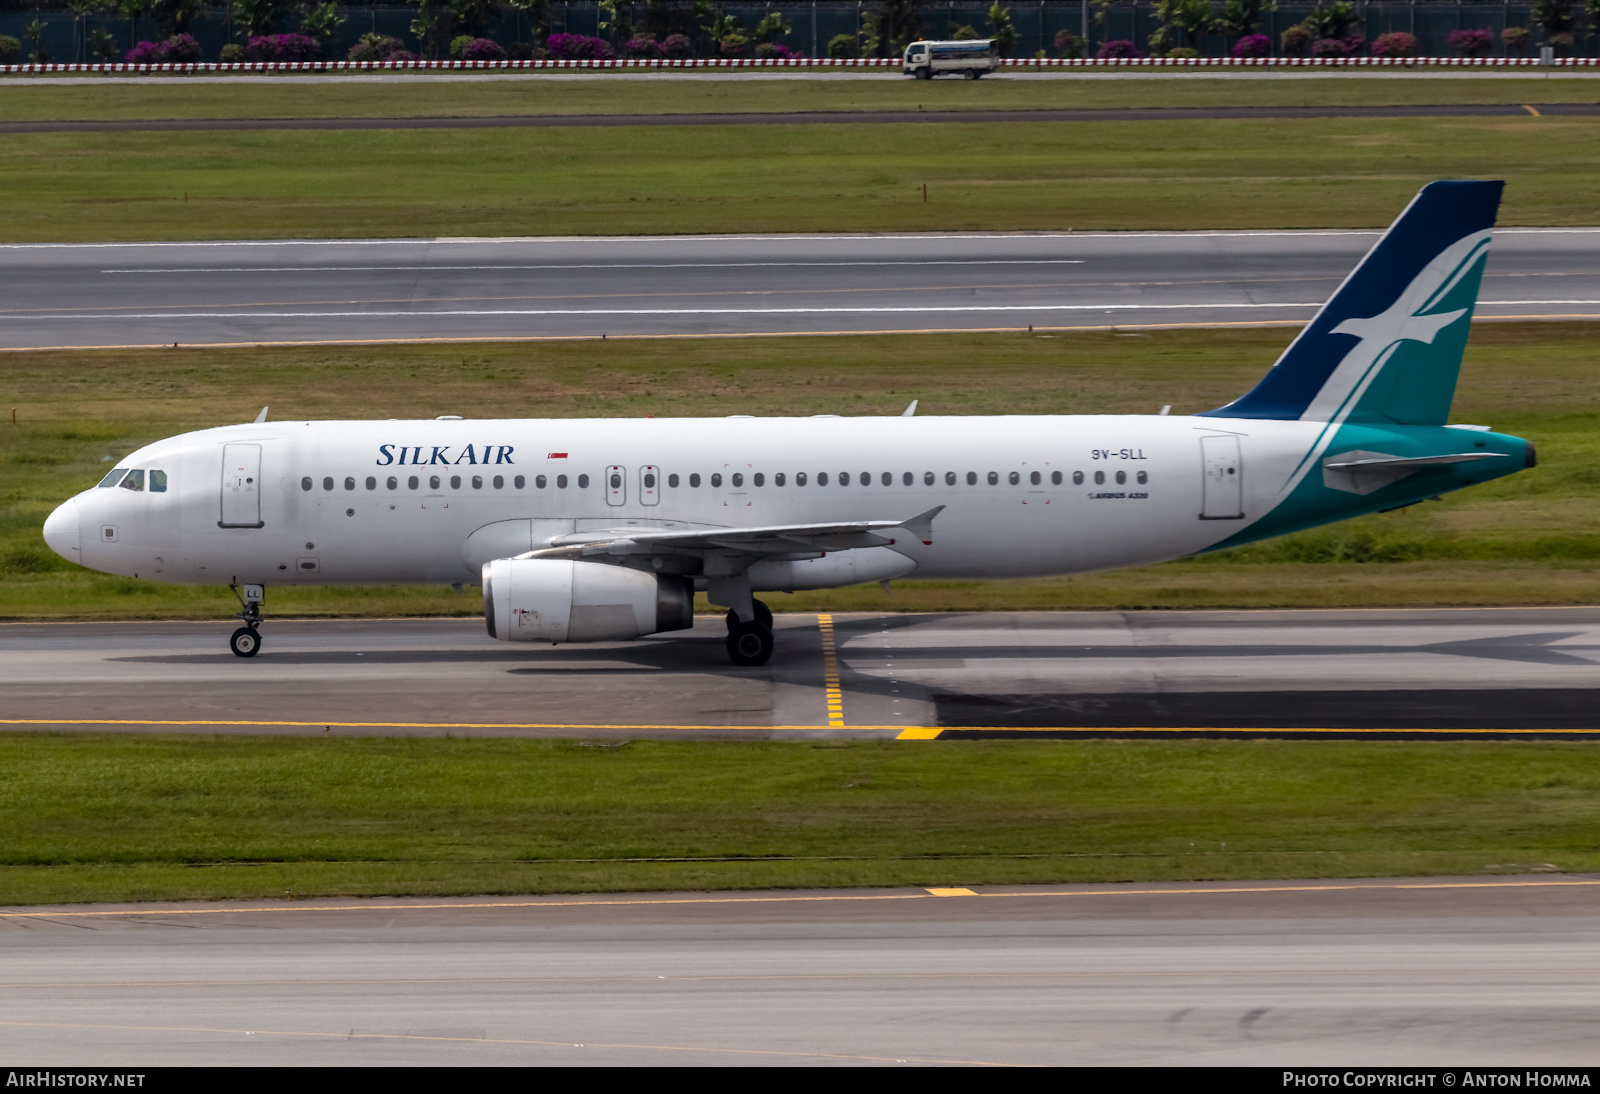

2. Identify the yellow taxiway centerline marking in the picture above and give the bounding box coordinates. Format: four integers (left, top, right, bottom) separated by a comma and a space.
0, 1019, 1016, 1067
926, 888, 979, 897
1523, 104, 1542, 116
817, 613, 845, 728
0, 879, 1595, 920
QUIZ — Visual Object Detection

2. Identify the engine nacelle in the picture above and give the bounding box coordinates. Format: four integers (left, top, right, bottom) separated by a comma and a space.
483, 558, 694, 643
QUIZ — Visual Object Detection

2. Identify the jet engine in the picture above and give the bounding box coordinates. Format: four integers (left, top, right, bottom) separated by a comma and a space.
483, 558, 694, 643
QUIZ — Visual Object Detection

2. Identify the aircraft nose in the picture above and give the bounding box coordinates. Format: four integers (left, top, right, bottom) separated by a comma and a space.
42, 498, 81, 563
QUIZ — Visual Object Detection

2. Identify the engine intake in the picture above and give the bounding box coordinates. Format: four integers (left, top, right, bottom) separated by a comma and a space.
483, 558, 693, 643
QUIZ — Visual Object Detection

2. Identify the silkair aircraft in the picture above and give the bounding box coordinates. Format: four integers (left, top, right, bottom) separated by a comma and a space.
43, 181, 1534, 666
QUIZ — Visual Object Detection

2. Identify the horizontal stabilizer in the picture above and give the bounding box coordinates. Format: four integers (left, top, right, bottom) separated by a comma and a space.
1321, 450, 1507, 496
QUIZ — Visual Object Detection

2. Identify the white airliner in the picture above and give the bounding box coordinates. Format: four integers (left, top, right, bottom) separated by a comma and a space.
43, 181, 1534, 665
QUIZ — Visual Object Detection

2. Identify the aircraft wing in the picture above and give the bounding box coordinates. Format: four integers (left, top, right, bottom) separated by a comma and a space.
519, 506, 944, 562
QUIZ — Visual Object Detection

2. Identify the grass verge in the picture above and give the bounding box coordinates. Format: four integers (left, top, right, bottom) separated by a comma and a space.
3, 115, 1599, 241
0, 735, 1596, 905
5, 75, 1600, 123
4, 322, 1599, 619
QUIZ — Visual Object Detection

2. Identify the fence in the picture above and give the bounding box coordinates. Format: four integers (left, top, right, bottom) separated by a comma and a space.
0, 3, 1594, 66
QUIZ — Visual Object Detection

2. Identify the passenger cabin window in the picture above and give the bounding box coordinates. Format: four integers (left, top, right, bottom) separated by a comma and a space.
578, 474, 590, 489
966, 472, 977, 485
731, 473, 743, 487
472, 475, 483, 489
711, 473, 722, 487
1009, 472, 1020, 485
774, 473, 785, 486
668, 473, 680, 488
818, 472, 828, 486
1052, 471, 1063, 485
1137, 471, 1148, 484
1030, 471, 1041, 485
428, 475, 440, 490
408, 475, 420, 490
515, 475, 526, 489
557, 475, 568, 489
301, 477, 313, 491
753, 473, 764, 487
535, 475, 546, 489
149, 470, 168, 492
119, 469, 145, 492
345, 476, 356, 491
366, 476, 377, 490
988, 472, 999, 486
492, 475, 503, 489
839, 472, 851, 486
1094, 471, 1105, 485
98, 468, 129, 488
1073, 471, 1084, 485
323, 477, 334, 491
689, 473, 701, 488
388, 476, 398, 490
946, 472, 956, 485
797, 472, 808, 486
450, 475, 462, 490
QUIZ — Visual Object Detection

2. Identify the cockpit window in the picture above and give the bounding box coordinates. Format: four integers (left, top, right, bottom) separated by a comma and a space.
149, 469, 168, 493
98, 468, 129, 488
119, 469, 145, 492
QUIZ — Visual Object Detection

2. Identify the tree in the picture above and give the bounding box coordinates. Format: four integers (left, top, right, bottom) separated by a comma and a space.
231, 0, 297, 39
1300, 2, 1360, 42
298, 0, 345, 49
1215, 0, 1274, 40
150, 0, 206, 37
987, 2, 1017, 56
861, 0, 927, 57
1149, 0, 1215, 54
23, 17, 48, 61
1530, 0, 1578, 49
752, 11, 791, 44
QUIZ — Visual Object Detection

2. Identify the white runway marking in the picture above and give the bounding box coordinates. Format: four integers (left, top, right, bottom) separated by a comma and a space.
101, 260, 1090, 274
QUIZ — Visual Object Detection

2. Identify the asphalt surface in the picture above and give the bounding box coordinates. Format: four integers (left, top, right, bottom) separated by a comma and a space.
4, 877, 1599, 1065
5, 228, 1600, 349
6, 102, 1600, 133
8, 608, 1600, 739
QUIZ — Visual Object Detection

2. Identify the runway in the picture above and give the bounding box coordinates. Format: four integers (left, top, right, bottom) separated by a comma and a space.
3, 876, 1599, 1065
5, 228, 1600, 350
7, 607, 1600, 738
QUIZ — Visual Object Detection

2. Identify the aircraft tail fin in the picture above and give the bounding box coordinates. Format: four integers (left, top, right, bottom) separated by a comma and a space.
1200, 180, 1502, 426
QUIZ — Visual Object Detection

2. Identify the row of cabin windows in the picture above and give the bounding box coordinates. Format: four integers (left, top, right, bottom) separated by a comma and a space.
302, 469, 1152, 493
302, 473, 585, 492
97, 468, 168, 492
665, 469, 1149, 488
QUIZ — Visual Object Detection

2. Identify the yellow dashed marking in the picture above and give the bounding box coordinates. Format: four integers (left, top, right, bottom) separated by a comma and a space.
926, 888, 978, 897
897, 727, 943, 740
818, 613, 844, 727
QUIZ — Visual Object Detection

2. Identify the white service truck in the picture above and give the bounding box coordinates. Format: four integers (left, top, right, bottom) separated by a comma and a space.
902, 39, 1000, 79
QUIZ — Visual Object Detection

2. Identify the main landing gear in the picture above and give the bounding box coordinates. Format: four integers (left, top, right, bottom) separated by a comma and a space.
726, 600, 774, 667
229, 583, 264, 658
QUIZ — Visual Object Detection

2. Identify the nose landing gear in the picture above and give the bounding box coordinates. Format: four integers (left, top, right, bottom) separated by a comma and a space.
229, 583, 265, 658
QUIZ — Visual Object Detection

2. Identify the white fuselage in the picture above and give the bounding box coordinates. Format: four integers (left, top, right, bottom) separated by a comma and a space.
53, 414, 1310, 588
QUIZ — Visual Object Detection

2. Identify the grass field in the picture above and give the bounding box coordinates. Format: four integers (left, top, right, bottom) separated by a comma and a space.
0, 735, 1597, 905
5, 74, 1600, 123
4, 322, 1598, 620
3, 115, 1598, 241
